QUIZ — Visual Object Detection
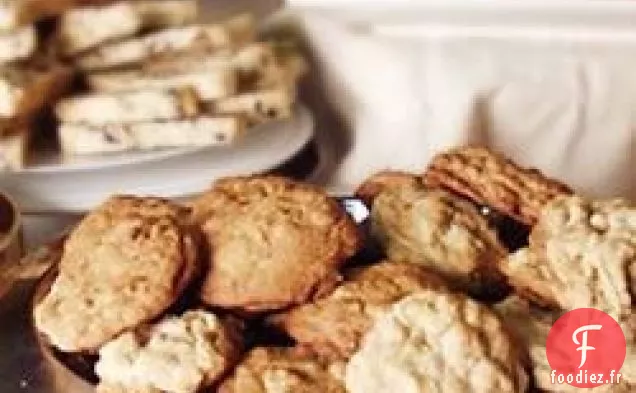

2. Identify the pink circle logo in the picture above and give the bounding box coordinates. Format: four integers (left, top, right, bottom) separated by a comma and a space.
546, 308, 626, 388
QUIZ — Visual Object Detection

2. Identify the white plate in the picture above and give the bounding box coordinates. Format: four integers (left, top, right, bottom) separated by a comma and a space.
0, 105, 314, 213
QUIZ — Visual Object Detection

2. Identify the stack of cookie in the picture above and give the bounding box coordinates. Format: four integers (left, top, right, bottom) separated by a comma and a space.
0, 0, 75, 170
31, 146, 635, 393
33, 176, 361, 392
54, 0, 305, 156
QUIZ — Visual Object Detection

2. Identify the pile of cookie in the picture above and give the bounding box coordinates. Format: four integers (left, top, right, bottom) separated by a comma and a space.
0, 0, 305, 168
33, 146, 635, 393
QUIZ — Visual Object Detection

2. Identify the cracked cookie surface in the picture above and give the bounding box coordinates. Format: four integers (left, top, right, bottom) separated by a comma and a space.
191, 176, 361, 313
423, 146, 572, 225
345, 291, 528, 393
371, 184, 507, 292
34, 196, 197, 352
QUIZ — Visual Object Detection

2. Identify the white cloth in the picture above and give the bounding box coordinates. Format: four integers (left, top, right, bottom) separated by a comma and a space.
296, 12, 635, 200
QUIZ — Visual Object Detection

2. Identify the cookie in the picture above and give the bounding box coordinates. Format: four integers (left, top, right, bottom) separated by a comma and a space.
345, 291, 529, 393
218, 346, 347, 393
96, 310, 242, 393
191, 176, 361, 313
423, 146, 573, 225
269, 261, 447, 357
34, 196, 198, 352
495, 296, 634, 393
354, 170, 423, 206
503, 196, 635, 320
371, 183, 507, 294
502, 196, 636, 391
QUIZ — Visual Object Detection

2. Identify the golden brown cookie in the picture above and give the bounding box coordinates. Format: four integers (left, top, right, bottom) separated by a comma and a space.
96, 310, 242, 393
370, 183, 507, 293
495, 296, 634, 393
501, 196, 636, 391
218, 346, 347, 393
423, 146, 573, 225
354, 171, 423, 206
345, 291, 529, 393
269, 261, 447, 357
190, 176, 361, 313
503, 196, 635, 319
34, 196, 198, 352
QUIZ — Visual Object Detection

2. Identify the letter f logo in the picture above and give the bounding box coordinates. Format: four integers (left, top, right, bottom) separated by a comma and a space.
572, 325, 603, 368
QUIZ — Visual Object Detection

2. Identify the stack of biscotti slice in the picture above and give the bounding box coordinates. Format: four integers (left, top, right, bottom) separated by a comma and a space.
56, 88, 245, 154
56, 9, 307, 156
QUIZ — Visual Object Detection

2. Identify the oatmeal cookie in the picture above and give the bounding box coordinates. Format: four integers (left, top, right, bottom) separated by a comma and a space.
495, 296, 634, 393
371, 184, 507, 292
218, 346, 346, 393
269, 261, 446, 357
502, 196, 636, 390
191, 176, 361, 313
423, 146, 572, 225
503, 196, 635, 319
96, 310, 242, 393
345, 291, 528, 393
34, 196, 198, 352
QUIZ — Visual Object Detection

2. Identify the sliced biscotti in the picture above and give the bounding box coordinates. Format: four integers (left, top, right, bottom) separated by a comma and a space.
58, 0, 198, 56
141, 42, 305, 94
210, 88, 295, 124
0, 25, 36, 64
55, 89, 200, 125
133, 0, 197, 30
141, 44, 275, 75
87, 66, 237, 100
0, 128, 29, 170
33, 196, 198, 352
76, 16, 256, 71
58, 1, 142, 56
76, 24, 237, 70
59, 116, 244, 155
0, 62, 73, 118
